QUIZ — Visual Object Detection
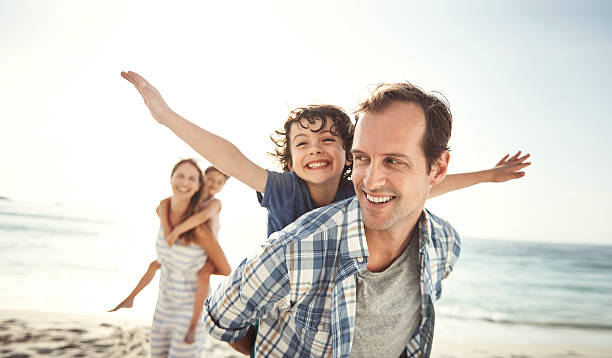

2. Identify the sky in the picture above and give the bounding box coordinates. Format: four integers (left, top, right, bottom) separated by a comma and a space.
1, 0, 611, 245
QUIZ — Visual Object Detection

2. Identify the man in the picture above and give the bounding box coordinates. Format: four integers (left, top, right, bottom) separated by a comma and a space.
204, 82, 461, 358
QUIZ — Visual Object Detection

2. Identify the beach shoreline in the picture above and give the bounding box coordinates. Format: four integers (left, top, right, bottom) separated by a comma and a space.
1, 309, 611, 358
433, 315, 612, 358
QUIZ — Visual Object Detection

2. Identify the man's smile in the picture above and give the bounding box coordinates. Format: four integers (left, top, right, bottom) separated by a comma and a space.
365, 192, 395, 204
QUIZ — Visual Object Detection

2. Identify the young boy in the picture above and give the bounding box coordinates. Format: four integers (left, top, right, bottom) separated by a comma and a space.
121, 71, 529, 232
109, 166, 231, 344
121, 70, 530, 353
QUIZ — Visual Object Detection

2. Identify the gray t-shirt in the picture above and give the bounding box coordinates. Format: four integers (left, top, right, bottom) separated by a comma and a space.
350, 234, 422, 358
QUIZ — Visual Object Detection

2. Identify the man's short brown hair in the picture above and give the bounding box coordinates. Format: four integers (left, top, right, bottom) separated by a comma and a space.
355, 82, 452, 173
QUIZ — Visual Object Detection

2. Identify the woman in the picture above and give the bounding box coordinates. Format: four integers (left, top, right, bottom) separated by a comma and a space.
112, 159, 231, 357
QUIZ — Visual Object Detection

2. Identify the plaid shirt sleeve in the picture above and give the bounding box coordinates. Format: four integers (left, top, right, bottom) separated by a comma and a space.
438, 217, 461, 279
423, 209, 461, 300
204, 239, 291, 342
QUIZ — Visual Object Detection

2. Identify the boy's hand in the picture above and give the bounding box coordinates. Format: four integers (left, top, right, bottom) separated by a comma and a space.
121, 71, 173, 125
488, 151, 531, 182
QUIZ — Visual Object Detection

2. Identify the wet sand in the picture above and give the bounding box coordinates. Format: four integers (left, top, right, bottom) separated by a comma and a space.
0, 310, 241, 358
1, 310, 610, 358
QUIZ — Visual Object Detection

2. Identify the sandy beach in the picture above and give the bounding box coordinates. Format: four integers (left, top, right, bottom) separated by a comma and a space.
0, 310, 242, 358
2, 310, 611, 358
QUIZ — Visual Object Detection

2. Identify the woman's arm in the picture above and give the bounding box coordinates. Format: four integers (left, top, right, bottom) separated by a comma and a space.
156, 197, 172, 238
429, 151, 531, 199
193, 225, 231, 276
166, 199, 222, 246
121, 71, 267, 193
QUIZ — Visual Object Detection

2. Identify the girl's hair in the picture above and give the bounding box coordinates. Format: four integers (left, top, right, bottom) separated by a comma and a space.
204, 166, 230, 181
270, 104, 355, 179
170, 158, 208, 243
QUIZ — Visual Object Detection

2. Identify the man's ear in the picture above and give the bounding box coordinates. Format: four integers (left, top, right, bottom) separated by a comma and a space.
287, 159, 294, 172
429, 151, 450, 186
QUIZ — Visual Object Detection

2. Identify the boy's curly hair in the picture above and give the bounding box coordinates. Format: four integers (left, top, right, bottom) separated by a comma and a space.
270, 104, 355, 179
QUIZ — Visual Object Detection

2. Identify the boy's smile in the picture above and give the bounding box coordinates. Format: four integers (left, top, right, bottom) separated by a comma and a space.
288, 118, 350, 189
306, 159, 329, 169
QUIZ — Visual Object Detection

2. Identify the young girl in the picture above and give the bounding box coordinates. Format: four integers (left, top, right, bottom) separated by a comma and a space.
121, 71, 531, 353
110, 162, 231, 349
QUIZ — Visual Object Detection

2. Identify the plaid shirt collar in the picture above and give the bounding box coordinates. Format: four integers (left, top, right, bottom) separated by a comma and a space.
341, 196, 439, 269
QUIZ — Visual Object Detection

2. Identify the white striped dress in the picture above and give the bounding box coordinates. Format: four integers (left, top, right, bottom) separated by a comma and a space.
150, 227, 208, 357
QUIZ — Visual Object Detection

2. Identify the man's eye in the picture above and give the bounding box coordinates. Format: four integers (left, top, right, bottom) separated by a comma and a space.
354, 155, 367, 161
386, 158, 401, 165
296, 142, 306, 147
323, 138, 336, 142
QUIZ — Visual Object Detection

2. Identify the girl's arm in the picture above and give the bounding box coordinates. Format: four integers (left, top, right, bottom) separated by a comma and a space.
166, 199, 222, 246
429, 151, 531, 199
156, 197, 172, 238
193, 225, 231, 276
121, 71, 267, 193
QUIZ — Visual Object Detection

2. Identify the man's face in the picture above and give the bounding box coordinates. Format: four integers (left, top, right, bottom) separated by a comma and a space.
351, 101, 447, 234
288, 117, 349, 187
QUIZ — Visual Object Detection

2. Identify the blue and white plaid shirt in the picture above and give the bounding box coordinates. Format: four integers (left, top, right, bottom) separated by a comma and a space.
204, 197, 460, 358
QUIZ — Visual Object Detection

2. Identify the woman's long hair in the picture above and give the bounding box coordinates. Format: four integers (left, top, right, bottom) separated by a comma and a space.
170, 158, 209, 243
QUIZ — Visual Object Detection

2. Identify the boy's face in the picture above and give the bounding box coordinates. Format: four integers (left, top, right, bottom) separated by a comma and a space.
288, 117, 350, 187
205, 170, 227, 197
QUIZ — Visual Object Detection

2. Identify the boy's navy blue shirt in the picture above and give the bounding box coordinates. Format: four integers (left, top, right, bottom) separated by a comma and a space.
257, 170, 355, 236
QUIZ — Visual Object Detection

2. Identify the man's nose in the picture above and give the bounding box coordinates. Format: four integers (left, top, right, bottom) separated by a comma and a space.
363, 162, 387, 189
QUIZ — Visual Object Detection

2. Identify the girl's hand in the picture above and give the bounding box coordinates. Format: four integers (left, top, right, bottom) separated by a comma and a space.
166, 231, 180, 246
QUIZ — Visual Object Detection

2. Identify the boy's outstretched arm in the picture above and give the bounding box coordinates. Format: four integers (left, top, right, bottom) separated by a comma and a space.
166, 199, 222, 246
121, 71, 267, 193
429, 151, 531, 199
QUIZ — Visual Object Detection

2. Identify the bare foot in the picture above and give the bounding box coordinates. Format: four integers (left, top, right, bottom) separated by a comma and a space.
183, 326, 196, 344
108, 297, 134, 312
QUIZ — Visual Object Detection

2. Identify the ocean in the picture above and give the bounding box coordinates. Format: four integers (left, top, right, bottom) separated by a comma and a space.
1, 199, 611, 336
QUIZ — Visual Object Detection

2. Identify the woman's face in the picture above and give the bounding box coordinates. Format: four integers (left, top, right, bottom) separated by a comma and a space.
170, 162, 202, 200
